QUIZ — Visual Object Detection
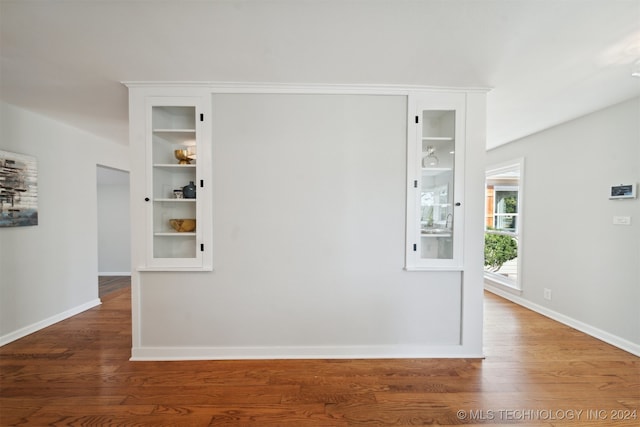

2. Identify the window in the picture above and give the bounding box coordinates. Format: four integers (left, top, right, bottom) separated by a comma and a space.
492, 186, 518, 232
484, 160, 523, 289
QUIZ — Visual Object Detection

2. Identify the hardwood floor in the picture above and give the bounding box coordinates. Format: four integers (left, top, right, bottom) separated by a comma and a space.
98, 275, 131, 299
1, 289, 637, 426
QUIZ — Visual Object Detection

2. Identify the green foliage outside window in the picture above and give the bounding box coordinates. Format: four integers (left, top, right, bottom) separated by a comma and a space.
503, 196, 517, 213
484, 232, 518, 271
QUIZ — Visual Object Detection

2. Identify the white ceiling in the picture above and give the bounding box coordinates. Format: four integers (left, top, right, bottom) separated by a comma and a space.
1, 0, 639, 150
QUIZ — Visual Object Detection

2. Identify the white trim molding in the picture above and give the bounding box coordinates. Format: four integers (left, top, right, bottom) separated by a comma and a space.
484, 276, 523, 296
131, 345, 485, 361
0, 299, 101, 347
485, 285, 640, 357
123, 81, 491, 95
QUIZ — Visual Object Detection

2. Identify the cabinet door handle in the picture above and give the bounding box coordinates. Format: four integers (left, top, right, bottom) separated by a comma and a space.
144, 197, 150, 202
455, 202, 461, 206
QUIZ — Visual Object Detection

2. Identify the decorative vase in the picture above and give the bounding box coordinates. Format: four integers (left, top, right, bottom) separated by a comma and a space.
174, 149, 191, 165
182, 181, 196, 199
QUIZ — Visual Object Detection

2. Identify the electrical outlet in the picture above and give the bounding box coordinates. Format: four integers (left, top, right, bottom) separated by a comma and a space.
613, 216, 631, 225
543, 288, 552, 301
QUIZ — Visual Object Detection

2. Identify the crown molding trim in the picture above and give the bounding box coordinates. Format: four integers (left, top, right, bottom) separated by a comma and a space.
122, 81, 491, 95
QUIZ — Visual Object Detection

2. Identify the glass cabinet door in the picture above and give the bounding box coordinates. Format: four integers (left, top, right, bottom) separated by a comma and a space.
420, 110, 455, 260
407, 93, 465, 269
148, 100, 203, 267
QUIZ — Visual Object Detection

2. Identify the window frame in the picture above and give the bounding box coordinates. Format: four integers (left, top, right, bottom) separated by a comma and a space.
492, 185, 519, 233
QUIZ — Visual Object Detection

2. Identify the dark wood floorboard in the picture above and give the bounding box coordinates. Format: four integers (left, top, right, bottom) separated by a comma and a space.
98, 275, 131, 299
1, 289, 637, 426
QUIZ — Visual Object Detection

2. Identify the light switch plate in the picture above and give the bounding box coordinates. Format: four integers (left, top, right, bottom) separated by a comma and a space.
613, 216, 631, 225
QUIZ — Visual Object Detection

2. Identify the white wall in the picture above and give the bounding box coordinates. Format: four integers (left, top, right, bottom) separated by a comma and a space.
0, 101, 129, 344
132, 92, 486, 359
97, 166, 130, 275
485, 97, 640, 354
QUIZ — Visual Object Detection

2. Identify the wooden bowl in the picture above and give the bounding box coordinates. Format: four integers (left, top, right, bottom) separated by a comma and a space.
169, 219, 196, 232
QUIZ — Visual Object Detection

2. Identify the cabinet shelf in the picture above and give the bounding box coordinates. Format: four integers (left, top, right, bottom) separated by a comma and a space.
154, 198, 196, 202
153, 164, 196, 169
153, 128, 196, 133
422, 136, 453, 141
422, 167, 452, 177
154, 232, 197, 236
421, 233, 452, 238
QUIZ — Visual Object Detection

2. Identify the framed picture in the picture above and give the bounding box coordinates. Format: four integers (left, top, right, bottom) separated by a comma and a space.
610, 184, 636, 200
0, 150, 38, 227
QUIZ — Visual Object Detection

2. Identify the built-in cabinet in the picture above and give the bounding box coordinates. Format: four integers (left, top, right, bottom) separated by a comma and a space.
129, 90, 212, 270
125, 83, 486, 360
129, 87, 471, 273
406, 92, 466, 270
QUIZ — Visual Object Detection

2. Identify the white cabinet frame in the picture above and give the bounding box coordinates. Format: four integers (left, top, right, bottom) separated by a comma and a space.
405, 92, 467, 270
128, 87, 213, 271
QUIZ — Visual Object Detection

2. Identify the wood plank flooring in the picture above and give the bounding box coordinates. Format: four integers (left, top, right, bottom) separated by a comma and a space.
98, 275, 131, 298
1, 287, 637, 426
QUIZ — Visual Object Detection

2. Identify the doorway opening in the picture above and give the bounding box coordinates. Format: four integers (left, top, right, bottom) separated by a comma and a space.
96, 165, 131, 299
484, 159, 524, 290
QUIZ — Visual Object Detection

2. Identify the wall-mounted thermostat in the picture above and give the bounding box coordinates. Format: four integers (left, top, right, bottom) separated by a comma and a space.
610, 184, 636, 199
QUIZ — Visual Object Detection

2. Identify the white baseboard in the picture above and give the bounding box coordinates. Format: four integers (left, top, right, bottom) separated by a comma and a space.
484, 284, 640, 357
0, 299, 102, 347
98, 272, 131, 276
131, 345, 485, 361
